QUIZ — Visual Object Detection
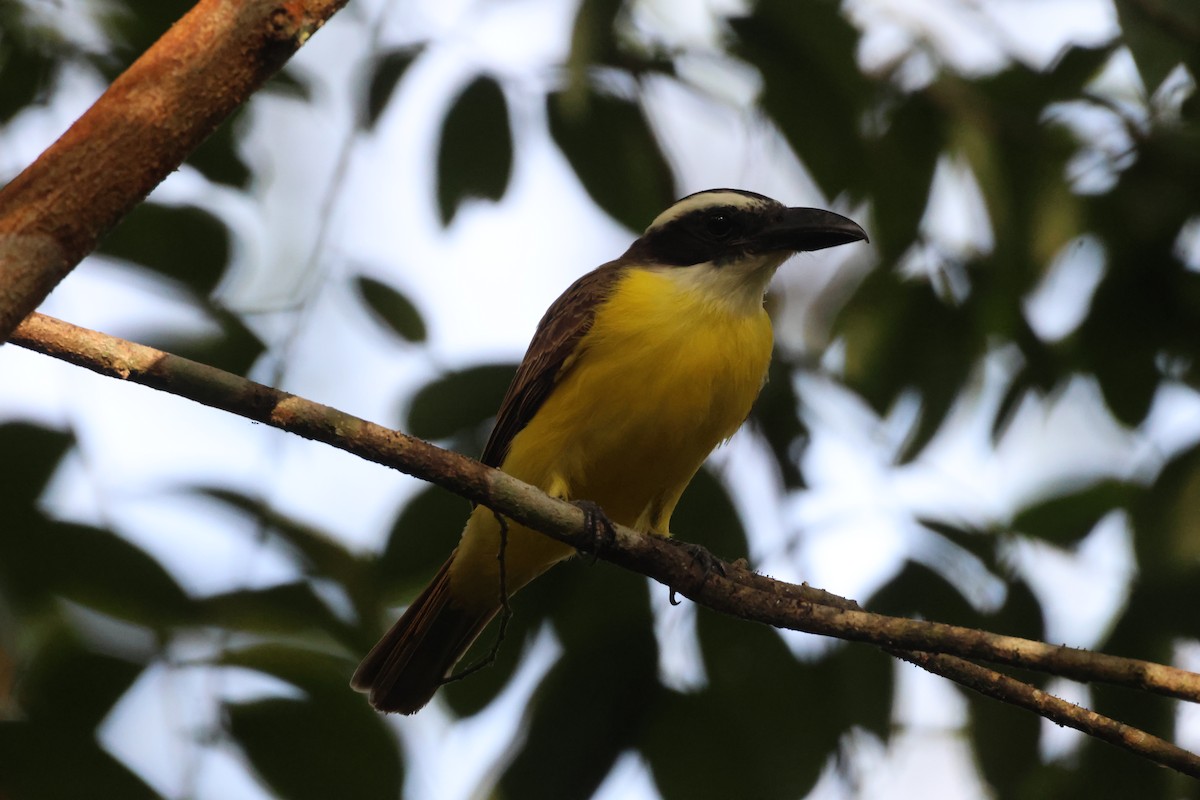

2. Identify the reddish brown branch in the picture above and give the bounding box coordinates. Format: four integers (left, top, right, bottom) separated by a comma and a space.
0, 0, 349, 341
10, 311, 1200, 778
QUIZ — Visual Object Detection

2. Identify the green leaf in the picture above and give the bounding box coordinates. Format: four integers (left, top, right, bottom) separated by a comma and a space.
378, 485, 467, 597
749, 359, 808, 488
996, 579, 1045, 646
196, 489, 373, 621
825, 640, 893, 742
0, 422, 72, 528
966, 671, 1044, 795
1093, 561, 1200, 793
547, 88, 674, 231
993, 318, 1064, 442
1078, 258, 1174, 427
564, 0, 622, 91
1114, 0, 1200, 92
1047, 44, 1120, 99
1132, 443, 1200, 573
917, 517, 998, 568
18, 636, 147, 731
405, 362, 516, 444
353, 275, 427, 343
837, 269, 980, 461
0, 25, 58, 124
499, 565, 659, 799
262, 66, 313, 101
47, 522, 193, 629
199, 489, 357, 575
1075, 119, 1200, 427
1074, 739, 1193, 800
916, 527, 1041, 644
868, 91, 944, 261
1140, 565, 1200, 641
1089, 342, 1161, 427
670, 467, 748, 561
98, 203, 230, 296
437, 75, 513, 225
100, 1, 194, 72
361, 47, 420, 129
870, 560, 982, 628
195, 582, 356, 646
220, 640, 402, 798
1013, 480, 1139, 546
226, 695, 401, 800
146, 303, 266, 377
940, 579, 1046, 791
0, 722, 164, 800
948, 53, 1104, 305
1079, 670, 1178, 794
0, 511, 191, 627
642, 611, 844, 799
186, 110, 250, 187
731, 2, 870, 198
0, 427, 77, 613
217, 643, 353, 691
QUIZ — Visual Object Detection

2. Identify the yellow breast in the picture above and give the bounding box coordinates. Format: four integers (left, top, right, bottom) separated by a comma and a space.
503, 266, 774, 532
450, 266, 774, 604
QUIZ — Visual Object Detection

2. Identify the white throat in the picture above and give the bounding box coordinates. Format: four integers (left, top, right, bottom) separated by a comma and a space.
649, 252, 790, 317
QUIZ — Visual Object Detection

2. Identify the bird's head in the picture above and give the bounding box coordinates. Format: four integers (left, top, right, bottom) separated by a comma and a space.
622, 189, 867, 312
630, 188, 867, 267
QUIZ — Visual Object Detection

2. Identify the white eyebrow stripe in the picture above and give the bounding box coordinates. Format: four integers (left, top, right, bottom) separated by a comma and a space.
644, 190, 778, 233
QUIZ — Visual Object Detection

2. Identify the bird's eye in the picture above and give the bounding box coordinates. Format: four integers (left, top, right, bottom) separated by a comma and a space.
704, 212, 735, 239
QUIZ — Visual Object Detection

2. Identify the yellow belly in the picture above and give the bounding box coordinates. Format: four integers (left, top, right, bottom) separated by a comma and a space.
450, 267, 774, 604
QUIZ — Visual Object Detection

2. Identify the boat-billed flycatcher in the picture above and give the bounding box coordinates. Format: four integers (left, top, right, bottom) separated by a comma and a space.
352, 189, 867, 713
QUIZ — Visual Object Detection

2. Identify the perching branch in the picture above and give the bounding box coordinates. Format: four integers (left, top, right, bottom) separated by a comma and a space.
10, 311, 1200, 777
0, 0, 349, 342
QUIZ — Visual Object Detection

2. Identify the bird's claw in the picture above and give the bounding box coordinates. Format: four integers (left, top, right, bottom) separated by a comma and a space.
674, 539, 726, 577
667, 539, 726, 604
572, 500, 616, 563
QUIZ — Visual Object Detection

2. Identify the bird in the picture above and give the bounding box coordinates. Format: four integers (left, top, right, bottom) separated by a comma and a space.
351, 188, 867, 713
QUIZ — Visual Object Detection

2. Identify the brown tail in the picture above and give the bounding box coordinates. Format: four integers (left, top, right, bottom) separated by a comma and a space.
351, 551, 496, 714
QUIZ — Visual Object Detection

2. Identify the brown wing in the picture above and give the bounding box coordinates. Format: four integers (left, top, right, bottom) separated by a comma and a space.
480, 260, 627, 469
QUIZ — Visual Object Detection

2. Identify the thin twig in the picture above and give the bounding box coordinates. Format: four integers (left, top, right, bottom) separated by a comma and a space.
713, 563, 1200, 704
896, 650, 1200, 777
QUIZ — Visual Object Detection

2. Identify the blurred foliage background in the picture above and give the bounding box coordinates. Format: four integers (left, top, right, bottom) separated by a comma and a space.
2, 0, 1200, 797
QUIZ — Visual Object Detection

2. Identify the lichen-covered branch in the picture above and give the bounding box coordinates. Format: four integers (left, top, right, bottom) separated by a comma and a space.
10, 311, 1200, 778
0, 0, 349, 341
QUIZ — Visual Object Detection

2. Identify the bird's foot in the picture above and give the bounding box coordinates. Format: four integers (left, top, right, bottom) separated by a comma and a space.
572, 500, 616, 563
667, 539, 726, 605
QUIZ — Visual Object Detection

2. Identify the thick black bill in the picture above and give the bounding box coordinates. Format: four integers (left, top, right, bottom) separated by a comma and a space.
759, 207, 868, 253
